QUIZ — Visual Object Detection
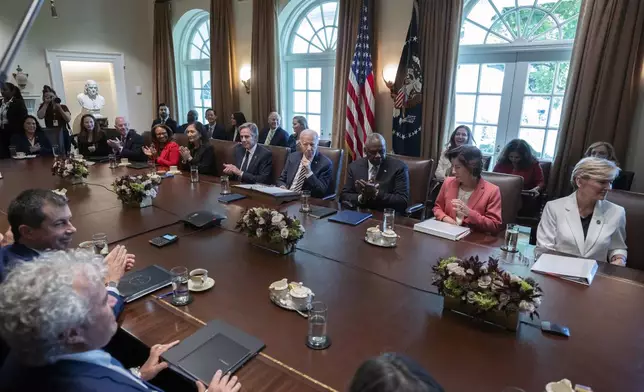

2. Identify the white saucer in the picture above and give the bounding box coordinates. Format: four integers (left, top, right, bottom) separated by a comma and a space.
189, 277, 215, 292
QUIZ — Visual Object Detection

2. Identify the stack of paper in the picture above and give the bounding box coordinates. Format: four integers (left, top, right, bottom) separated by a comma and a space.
233, 184, 299, 197
413, 219, 470, 241
531, 254, 598, 286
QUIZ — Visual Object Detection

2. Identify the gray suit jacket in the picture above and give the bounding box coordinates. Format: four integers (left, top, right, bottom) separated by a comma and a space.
276, 151, 333, 198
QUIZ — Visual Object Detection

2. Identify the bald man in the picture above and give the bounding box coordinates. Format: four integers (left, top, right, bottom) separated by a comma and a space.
277, 129, 333, 198
341, 133, 410, 213
107, 117, 146, 161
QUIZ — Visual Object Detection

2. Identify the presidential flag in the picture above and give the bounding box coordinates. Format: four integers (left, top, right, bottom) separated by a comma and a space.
392, 0, 423, 157
345, 0, 375, 160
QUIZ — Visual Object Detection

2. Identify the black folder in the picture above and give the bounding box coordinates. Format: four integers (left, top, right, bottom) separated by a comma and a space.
218, 193, 247, 203
117, 265, 172, 302
308, 206, 338, 219
328, 210, 372, 226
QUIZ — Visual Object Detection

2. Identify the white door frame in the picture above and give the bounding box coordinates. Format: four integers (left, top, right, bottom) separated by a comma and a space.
44, 50, 129, 119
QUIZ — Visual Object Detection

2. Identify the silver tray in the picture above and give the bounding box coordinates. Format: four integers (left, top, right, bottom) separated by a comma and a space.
364, 236, 397, 248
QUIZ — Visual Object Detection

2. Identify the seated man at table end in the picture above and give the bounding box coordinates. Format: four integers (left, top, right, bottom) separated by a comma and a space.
107, 116, 146, 162
0, 254, 242, 392
276, 129, 333, 198
223, 122, 273, 184
340, 133, 410, 213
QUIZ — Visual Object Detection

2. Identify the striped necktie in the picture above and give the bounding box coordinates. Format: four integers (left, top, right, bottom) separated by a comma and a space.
291, 165, 307, 193
369, 165, 379, 182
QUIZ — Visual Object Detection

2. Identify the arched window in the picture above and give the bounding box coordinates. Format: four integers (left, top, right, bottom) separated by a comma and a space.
175, 11, 211, 123
280, 0, 339, 139
454, 0, 582, 161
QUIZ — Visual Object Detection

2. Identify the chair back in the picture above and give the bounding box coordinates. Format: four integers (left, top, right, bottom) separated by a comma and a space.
174, 133, 189, 148
264, 145, 291, 185
539, 160, 552, 187
389, 154, 435, 211
613, 171, 634, 191
319, 139, 332, 148
317, 146, 344, 196
142, 131, 152, 146
481, 172, 524, 225
482, 155, 492, 171
210, 139, 237, 176
606, 190, 644, 271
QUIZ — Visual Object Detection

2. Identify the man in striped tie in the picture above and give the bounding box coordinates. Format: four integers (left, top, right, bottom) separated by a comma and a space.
277, 130, 333, 198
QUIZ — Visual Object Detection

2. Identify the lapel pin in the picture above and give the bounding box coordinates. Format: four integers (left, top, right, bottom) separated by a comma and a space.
596, 220, 601, 224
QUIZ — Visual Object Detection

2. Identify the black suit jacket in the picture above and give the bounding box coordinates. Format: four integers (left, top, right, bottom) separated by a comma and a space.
234, 144, 272, 184
206, 122, 226, 139
78, 133, 111, 157
151, 117, 177, 133
1, 98, 28, 135
341, 157, 410, 213
277, 151, 333, 198
180, 143, 215, 174
10, 131, 53, 156
118, 129, 146, 161
258, 127, 289, 147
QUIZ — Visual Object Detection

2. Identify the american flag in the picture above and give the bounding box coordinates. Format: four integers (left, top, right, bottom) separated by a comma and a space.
345, 0, 375, 160
394, 88, 406, 108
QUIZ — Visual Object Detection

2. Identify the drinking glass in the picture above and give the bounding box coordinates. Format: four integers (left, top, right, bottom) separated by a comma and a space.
52, 144, 60, 158
382, 208, 395, 233
307, 301, 328, 348
92, 233, 108, 256
503, 224, 519, 253
220, 175, 231, 195
8, 145, 16, 158
300, 190, 311, 213
190, 165, 199, 183
170, 266, 191, 306
108, 154, 117, 169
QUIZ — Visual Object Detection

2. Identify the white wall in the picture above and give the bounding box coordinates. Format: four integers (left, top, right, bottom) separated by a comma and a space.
0, 0, 154, 133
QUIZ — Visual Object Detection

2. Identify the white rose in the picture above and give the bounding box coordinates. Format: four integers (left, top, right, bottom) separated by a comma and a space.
299, 225, 305, 233
272, 215, 283, 224
466, 291, 476, 303
279, 221, 287, 229
510, 274, 522, 284
477, 275, 492, 289
533, 297, 541, 306
466, 269, 474, 275
280, 228, 289, 239
271, 210, 278, 216
258, 218, 266, 225
256, 228, 263, 237
519, 300, 535, 313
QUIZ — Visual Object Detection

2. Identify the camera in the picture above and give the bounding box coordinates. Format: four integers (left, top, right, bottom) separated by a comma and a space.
54, 97, 61, 104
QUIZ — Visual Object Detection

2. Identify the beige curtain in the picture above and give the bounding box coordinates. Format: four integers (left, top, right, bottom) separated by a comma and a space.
152, 0, 178, 119
251, 0, 279, 125
418, 0, 463, 162
548, 0, 644, 197
211, 0, 239, 125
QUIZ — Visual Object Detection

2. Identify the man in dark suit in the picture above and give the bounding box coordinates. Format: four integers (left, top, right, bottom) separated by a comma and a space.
341, 133, 410, 213
107, 116, 146, 161
176, 109, 199, 134
150, 103, 178, 133
258, 112, 289, 147
205, 108, 226, 139
223, 122, 273, 184
277, 129, 333, 198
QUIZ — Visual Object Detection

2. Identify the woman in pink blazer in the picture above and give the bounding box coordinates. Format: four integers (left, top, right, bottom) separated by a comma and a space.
433, 145, 503, 234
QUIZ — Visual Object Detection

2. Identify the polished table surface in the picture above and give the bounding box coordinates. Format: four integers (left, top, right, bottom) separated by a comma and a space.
1, 158, 643, 392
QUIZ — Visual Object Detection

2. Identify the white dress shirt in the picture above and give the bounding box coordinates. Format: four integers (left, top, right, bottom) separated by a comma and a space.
264, 128, 277, 145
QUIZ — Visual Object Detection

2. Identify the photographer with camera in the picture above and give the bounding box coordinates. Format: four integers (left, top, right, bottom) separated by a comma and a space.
36, 86, 72, 154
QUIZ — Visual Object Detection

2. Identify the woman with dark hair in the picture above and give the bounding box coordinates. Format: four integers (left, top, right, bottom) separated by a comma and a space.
433, 145, 502, 233
0, 82, 28, 158
287, 115, 308, 152
493, 139, 545, 195
143, 124, 180, 170
435, 125, 474, 181
36, 85, 72, 129
349, 353, 444, 392
10, 116, 53, 156
179, 122, 215, 174
77, 114, 110, 157
229, 112, 247, 142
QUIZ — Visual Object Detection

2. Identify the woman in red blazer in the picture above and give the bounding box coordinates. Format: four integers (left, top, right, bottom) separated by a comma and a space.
143, 124, 180, 171
433, 145, 503, 234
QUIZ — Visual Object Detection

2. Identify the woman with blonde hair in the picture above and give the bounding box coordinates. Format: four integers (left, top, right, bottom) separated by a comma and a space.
536, 157, 627, 266
584, 141, 619, 165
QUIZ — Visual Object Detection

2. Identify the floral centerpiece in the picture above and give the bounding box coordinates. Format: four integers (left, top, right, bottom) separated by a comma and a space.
432, 256, 543, 331
112, 174, 162, 208
51, 157, 89, 184
236, 208, 305, 255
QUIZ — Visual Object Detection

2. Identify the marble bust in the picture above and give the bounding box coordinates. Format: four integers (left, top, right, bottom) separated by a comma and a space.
77, 80, 105, 118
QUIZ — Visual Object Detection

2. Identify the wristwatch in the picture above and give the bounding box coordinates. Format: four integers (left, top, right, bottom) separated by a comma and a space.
129, 366, 141, 378
107, 281, 118, 288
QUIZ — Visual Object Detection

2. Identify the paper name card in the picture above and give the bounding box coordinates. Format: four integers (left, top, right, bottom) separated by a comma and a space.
413, 219, 471, 241
531, 254, 598, 286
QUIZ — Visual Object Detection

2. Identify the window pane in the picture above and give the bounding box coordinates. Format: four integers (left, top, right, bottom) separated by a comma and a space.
479, 64, 505, 93
543, 129, 558, 161
519, 128, 546, 156
322, 2, 337, 26
521, 96, 551, 127
307, 7, 324, 32
467, 0, 497, 29
190, 45, 202, 60
296, 20, 315, 41
201, 71, 211, 88
308, 68, 322, 90
455, 64, 479, 93
193, 90, 203, 108
192, 34, 204, 49
555, 62, 570, 94
292, 36, 308, 53
308, 92, 321, 114
293, 68, 307, 90
455, 94, 476, 123
192, 71, 201, 89
308, 43, 323, 53
549, 97, 563, 128
293, 92, 307, 112
526, 62, 555, 94
460, 21, 487, 45
473, 125, 497, 156
308, 115, 321, 132
476, 95, 501, 124
198, 22, 209, 41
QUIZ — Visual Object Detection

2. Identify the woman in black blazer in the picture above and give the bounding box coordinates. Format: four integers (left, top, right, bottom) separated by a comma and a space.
77, 114, 110, 157
179, 122, 215, 175
10, 115, 53, 156
0, 83, 28, 158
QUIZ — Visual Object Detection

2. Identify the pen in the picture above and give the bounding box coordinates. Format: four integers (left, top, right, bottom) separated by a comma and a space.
157, 291, 174, 299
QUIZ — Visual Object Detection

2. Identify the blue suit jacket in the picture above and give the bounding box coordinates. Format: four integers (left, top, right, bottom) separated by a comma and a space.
10, 130, 53, 156
276, 151, 333, 198
258, 127, 289, 147
234, 144, 273, 184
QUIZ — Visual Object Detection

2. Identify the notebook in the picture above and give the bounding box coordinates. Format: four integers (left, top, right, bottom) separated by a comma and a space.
413, 219, 471, 241
328, 210, 372, 226
531, 254, 599, 286
218, 193, 247, 203
162, 319, 265, 383
127, 162, 150, 169
308, 206, 338, 219
117, 265, 172, 302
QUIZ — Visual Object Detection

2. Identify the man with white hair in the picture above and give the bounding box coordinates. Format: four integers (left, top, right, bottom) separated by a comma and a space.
258, 112, 289, 147
0, 253, 242, 392
107, 116, 146, 161
277, 129, 333, 198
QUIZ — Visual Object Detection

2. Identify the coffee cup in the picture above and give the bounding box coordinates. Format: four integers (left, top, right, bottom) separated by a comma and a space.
169, 165, 178, 172
16, 152, 25, 158
269, 278, 289, 300
289, 286, 311, 310
189, 268, 208, 288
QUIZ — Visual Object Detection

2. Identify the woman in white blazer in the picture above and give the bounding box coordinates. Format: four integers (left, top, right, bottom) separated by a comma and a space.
536, 157, 627, 266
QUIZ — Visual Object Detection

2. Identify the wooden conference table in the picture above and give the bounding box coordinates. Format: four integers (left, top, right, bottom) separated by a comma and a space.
0, 158, 643, 392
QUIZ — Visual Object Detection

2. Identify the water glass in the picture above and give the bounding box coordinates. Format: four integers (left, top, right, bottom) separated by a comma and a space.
220, 175, 231, 195
382, 208, 395, 233
300, 190, 311, 213
170, 266, 191, 306
108, 154, 117, 169
307, 301, 328, 348
92, 233, 108, 256
52, 144, 60, 158
8, 145, 16, 158
190, 165, 199, 183
503, 224, 519, 253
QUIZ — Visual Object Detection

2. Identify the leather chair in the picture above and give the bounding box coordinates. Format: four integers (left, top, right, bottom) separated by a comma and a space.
319, 139, 332, 148
389, 154, 435, 219
173, 133, 189, 148
517, 160, 552, 244
482, 155, 492, 171
606, 190, 644, 271
142, 131, 152, 146
210, 139, 236, 176
481, 172, 523, 226
264, 145, 291, 185
317, 146, 344, 199
613, 170, 634, 191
